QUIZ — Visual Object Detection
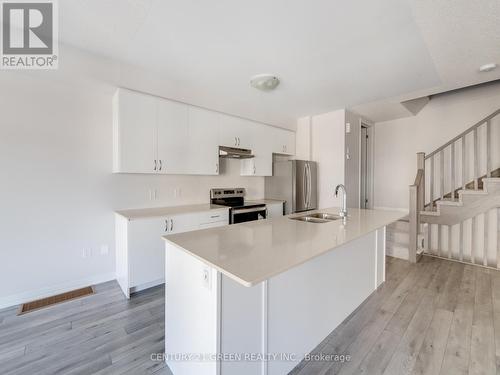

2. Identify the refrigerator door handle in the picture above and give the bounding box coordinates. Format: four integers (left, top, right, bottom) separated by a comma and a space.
303, 164, 308, 209
307, 163, 312, 208
305, 163, 311, 208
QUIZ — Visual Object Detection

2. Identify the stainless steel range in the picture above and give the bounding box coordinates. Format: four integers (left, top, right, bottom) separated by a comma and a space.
210, 188, 267, 224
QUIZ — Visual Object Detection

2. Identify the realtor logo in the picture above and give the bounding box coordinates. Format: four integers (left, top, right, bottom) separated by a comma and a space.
1, 0, 58, 69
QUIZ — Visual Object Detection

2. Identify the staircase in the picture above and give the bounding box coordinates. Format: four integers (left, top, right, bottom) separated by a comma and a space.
386, 219, 410, 259
408, 108, 500, 269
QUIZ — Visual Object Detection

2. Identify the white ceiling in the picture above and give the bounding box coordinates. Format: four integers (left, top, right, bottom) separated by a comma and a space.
52, 0, 500, 126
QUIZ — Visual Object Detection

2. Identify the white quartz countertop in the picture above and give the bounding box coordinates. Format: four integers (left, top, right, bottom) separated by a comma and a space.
115, 204, 229, 220
163, 208, 406, 287
115, 199, 284, 220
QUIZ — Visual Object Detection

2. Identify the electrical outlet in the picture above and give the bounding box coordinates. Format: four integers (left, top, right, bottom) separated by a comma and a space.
202, 267, 211, 290
100, 245, 109, 256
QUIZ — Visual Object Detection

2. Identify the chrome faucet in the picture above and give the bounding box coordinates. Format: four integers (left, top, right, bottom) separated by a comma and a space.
335, 184, 348, 219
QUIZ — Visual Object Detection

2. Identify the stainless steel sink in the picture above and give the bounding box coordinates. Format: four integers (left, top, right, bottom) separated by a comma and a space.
289, 212, 342, 223
306, 213, 342, 221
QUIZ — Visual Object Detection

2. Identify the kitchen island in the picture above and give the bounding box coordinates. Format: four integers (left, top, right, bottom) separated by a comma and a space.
163, 208, 405, 375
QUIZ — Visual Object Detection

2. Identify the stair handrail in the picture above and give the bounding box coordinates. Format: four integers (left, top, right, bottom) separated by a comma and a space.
425, 108, 500, 160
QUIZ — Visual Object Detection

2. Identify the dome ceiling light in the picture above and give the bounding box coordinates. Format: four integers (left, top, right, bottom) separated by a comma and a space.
479, 63, 497, 73
250, 74, 280, 91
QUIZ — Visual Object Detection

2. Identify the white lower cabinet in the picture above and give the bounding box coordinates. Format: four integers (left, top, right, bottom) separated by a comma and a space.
115, 209, 229, 298
266, 201, 284, 218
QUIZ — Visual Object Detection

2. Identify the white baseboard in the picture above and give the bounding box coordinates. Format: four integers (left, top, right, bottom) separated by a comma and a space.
129, 278, 165, 294
0, 272, 116, 310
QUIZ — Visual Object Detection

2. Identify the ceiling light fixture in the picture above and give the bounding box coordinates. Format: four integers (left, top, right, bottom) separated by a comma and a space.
479, 63, 497, 73
250, 74, 280, 91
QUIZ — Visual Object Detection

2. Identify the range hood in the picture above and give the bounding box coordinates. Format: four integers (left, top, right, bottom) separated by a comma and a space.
218, 146, 254, 159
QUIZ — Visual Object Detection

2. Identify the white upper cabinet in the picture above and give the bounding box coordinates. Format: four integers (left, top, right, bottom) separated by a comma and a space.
273, 127, 296, 155
219, 114, 253, 149
241, 122, 273, 176
113, 88, 295, 175
157, 99, 189, 174
113, 89, 157, 173
187, 107, 220, 175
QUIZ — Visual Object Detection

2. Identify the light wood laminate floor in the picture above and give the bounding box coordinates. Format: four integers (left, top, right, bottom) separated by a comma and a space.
1, 256, 499, 375
0, 283, 171, 375
290, 255, 500, 375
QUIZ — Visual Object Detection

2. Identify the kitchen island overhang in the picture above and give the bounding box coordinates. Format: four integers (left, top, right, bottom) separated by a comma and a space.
163, 208, 405, 375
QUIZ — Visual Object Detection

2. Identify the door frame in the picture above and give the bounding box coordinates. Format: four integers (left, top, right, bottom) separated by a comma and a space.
359, 120, 375, 209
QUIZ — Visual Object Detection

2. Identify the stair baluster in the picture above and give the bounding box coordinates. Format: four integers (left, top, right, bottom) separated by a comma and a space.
487, 120, 492, 177
474, 128, 479, 189
451, 142, 455, 200
462, 136, 466, 190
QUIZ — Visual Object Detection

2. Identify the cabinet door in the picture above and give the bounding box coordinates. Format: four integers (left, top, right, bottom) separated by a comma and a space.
284, 130, 296, 155
266, 202, 284, 218
271, 127, 296, 155
241, 122, 272, 176
164, 213, 200, 235
128, 217, 167, 288
188, 107, 220, 175
113, 89, 157, 173
219, 114, 253, 149
241, 153, 273, 176
157, 99, 189, 174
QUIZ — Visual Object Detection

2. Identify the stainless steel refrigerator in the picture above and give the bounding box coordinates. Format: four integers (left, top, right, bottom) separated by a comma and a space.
265, 160, 318, 214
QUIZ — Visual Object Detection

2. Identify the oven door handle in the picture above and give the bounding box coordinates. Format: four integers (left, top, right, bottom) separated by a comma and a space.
232, 206, 267, 215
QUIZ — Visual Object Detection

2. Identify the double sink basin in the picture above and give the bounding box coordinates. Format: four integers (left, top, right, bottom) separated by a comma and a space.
290, 212, 342, 223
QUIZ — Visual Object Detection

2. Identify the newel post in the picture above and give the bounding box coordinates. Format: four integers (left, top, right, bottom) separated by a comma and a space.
409, 152, 425, 263
417, 152, 425, 213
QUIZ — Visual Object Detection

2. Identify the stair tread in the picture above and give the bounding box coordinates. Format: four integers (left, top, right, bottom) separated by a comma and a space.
459, 189, 488, 195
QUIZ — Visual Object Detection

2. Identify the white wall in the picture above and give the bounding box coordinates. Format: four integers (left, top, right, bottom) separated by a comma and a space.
311, 110, 345, 209
0, 51, 264, 308
374, 82, 500, 210
295, 116, 312, 161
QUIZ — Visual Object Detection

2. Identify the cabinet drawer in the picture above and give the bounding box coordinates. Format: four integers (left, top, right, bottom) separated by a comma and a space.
197, 209, 229, 225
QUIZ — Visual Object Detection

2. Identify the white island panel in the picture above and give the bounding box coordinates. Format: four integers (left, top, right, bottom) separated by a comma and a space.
266, 230, 378, 374
165, 222, 389, 374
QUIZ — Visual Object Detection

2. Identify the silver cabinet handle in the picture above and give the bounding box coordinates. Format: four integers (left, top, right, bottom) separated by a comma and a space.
165, 219, 169, 232
235, 137, 238, 146
253, 165, 256, 174
159, 160, 162, 171
154, 160, 157, 171
238, 137, 241, 146
170, 219, 173, 231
